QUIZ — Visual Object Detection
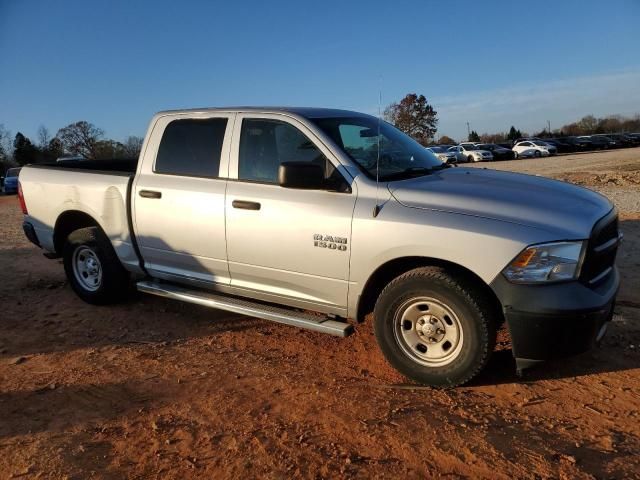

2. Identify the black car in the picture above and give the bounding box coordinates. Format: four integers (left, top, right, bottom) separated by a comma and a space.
476, 143, 515, 160
540, 138, 575, 154
603, 133, 633, 148
560, 136, 593, 151
623, 133, 640, 146
588, 135, 615, 149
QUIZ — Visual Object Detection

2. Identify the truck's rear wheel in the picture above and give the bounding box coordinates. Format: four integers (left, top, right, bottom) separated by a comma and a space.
373, 267, 496, 387
63, 227, 130, 304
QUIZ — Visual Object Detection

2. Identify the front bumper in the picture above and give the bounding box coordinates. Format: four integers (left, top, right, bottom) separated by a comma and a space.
490, 267, 619, 362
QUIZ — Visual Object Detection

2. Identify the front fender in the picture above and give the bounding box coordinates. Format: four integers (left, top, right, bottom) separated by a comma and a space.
346, 198, 558, 318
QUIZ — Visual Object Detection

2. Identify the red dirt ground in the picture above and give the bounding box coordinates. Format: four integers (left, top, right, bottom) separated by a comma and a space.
1, 171, 639, 479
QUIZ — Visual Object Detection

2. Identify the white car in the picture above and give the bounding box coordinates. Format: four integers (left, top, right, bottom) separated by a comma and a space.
512, 141, 552, 159
426, 146, 457, 164
447, 144, 493, 162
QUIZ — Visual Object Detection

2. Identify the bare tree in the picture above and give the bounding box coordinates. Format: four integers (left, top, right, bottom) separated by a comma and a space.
436, 135, 457, 145
479, 132, 507, 143
0, 124, 11, 157
37, 125, 51, 149
122, 136, 144, 158
56, 121, 104, 159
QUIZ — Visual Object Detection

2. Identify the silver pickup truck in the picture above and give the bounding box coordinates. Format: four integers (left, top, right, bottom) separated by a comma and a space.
18, 107, 621, 386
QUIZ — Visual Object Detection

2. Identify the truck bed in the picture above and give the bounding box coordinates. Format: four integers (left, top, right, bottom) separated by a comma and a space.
19, 160, 142, 273
34, 158, 138, 174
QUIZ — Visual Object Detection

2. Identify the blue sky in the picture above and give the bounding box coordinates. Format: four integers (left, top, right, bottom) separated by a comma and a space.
1, 0, 639, 142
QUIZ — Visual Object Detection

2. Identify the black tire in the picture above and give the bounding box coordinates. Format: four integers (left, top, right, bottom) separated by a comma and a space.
63, 227, 130, 304
373, 267, 497, 387
467, 155, 475, 163
534, 150, 541, 158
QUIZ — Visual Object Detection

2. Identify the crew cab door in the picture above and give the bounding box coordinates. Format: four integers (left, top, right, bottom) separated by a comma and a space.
132, 113, 235, 285
225, 114, 356, 313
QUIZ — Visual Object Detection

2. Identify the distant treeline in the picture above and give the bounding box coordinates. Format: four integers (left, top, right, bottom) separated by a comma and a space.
0, 121, 143, 174
2, 112, 640, 175
438, 113, 640, 145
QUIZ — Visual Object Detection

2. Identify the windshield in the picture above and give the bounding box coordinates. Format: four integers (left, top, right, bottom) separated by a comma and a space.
6, 168, 21, 177
428, 146, 444, 153
462, 144, 478, 151
312, 116, 443, 181
533, 141, 550, 146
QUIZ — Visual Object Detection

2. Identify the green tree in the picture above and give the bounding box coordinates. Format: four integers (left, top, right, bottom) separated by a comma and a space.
94, 139, 127, 159
507, 126, 522, 142
384, 93, 438, 145
468, 130, 481, 142
45, 138, 64, 161
13, 132, 39, 166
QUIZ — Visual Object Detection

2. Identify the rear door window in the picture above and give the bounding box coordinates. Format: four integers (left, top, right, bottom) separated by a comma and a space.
155, 118, 228, 177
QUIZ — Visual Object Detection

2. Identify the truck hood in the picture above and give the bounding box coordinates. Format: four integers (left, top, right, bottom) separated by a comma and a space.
389, 167, 613, 238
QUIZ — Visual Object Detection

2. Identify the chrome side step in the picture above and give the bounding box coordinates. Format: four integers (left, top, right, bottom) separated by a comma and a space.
136, 280, 353, 337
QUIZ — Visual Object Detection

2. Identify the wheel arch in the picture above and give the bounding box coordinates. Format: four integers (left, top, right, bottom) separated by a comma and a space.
53, 210, 104, 255
356, 256, 504, 325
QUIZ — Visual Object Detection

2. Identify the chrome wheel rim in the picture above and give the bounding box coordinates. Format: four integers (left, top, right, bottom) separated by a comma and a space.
72, 246, 102, 292
393, 297, 464, 367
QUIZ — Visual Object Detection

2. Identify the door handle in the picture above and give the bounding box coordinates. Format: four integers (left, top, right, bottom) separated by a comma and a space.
139, 190, 162, 199
232, 200, 261, 210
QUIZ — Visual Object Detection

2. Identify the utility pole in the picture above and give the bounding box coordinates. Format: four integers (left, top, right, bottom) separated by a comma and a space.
466, 122, 470, 138
547, 120, 551, 135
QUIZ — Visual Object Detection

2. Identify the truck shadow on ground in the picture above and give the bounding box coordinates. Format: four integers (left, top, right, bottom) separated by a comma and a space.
0, 247, 260, 359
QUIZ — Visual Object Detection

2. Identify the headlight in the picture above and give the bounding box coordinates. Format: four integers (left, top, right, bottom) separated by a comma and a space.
502, 241, 585, 283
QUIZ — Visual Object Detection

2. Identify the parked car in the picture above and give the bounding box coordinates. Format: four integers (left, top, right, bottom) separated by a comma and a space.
534, 141, 557, 155
476, 143, 515, 160
1, 167, 21, 194
426, 146, 457, 164
56, 155, 87, 163
18, 106, 620, 386
513, 137, 543, 146
560, 136, 593, 151
512, 141, 552, 158
594, 134, 629, 148
583, 135, 612, 149
447, 144, 493, 162
626, 133, 640, 144
538, 139, 574, 154
621, 133, 640, 146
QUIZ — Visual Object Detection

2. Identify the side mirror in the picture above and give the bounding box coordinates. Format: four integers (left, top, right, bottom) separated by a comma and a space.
278, 162, 325, 189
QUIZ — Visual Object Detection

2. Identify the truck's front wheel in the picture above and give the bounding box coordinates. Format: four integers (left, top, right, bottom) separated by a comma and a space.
63, 227, 130, 304
374, 267, 496, 387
